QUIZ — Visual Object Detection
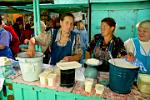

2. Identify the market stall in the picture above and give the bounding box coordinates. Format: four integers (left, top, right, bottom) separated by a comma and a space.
1, 64, 150, 100
0, 57, 149, 100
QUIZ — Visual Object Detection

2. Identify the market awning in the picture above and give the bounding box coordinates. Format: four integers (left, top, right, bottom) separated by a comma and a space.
0, 0, 54, 6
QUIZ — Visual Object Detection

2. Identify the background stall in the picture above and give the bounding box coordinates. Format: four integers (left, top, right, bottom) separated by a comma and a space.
90, 0, 150, 41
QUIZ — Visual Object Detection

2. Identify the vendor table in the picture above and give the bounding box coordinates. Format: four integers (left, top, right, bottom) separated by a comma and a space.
0, 68, 150, 100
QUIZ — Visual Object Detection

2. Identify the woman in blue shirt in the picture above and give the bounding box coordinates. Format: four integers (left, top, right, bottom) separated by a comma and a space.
0, 17, 13, 59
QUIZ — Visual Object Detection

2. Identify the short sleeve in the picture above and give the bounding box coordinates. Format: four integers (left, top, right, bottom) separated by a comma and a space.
0, 30, 11, 47
124, 38, 135, 54
34, 31, 52, 52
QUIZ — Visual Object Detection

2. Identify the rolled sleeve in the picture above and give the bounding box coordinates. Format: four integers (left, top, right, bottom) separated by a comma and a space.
34, 31, 52, 52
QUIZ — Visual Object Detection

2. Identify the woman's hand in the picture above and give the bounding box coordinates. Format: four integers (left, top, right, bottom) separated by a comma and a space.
26, 49, 35, 57
126, 52, 135, 62
26, 38, 36, 57
24, 39, 29, 44
30, 38, 36, 44
63, 56, 71, 62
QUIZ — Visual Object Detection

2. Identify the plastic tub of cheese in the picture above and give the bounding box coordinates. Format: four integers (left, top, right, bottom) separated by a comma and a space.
57, 61, 82, 87
137, 74, 150, 94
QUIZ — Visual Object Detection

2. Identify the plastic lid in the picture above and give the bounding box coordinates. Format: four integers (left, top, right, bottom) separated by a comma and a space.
56, 61, 82, 70
109, 58, 138, 69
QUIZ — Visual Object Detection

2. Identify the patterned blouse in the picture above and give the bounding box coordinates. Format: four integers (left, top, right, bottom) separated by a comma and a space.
35, 29, 82, 56
87, 34, 127, 71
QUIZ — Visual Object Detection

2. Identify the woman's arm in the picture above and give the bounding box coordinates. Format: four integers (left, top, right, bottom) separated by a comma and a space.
124, 38, 135, 54
85, 51, 91, 59
26, 38, 36, 57
63, 53, 82, 62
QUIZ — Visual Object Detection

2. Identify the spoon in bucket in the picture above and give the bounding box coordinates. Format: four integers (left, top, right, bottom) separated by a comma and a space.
108, 51, 116, 65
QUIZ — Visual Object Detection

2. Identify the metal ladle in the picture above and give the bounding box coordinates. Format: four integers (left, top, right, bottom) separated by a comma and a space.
108, 51, 116, 65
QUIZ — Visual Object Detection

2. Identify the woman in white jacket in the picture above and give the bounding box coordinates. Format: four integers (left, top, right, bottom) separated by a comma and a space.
125, 20, 150, 74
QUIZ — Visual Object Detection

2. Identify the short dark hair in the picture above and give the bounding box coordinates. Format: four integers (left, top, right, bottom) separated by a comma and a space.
101, 17, 116, 27
16, 17, 23, 22
25, 24, 31, 30
60, 13, 74, 21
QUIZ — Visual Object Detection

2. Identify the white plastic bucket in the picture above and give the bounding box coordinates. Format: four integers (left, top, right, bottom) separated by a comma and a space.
16, 52, 44, 82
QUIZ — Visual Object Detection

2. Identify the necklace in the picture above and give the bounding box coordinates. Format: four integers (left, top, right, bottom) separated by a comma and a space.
58, 33, 69, 46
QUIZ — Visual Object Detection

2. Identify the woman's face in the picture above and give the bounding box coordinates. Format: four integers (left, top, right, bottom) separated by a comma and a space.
101, 22, 114, 37
138, 26, 150, 42
60, 16, 74, 34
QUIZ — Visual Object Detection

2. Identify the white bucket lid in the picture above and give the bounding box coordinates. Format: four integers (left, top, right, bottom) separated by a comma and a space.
57, 61, 82, 70
109, 58, 139, 69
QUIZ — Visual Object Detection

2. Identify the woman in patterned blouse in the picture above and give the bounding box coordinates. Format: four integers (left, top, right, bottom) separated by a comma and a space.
87, 17, 127, 71
27, 13, 82, 65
